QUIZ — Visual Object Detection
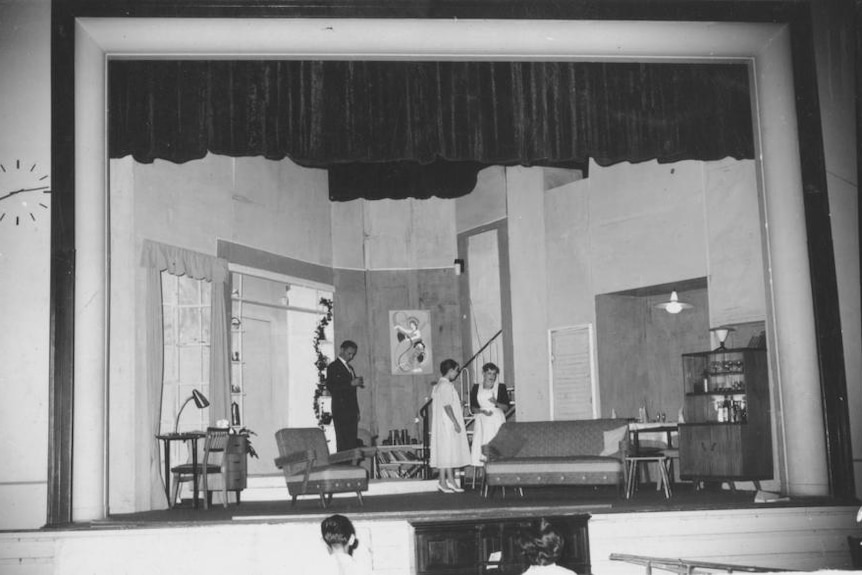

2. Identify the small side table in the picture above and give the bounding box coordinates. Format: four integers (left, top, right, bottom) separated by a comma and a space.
625, 455, 672, 499
156, 431, 205, 508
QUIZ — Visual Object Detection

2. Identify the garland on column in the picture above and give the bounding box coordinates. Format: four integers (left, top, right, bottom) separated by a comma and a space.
313, 297, 334, 426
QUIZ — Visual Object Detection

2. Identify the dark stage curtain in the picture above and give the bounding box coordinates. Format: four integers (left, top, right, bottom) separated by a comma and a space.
108, 60, 753, 201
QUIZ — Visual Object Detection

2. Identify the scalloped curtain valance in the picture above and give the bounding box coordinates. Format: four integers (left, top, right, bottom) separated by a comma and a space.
109, 60, 753, 201
140, 239, 229, 284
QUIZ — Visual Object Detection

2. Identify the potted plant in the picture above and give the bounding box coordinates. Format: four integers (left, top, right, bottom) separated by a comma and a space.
230, 426, 258, 459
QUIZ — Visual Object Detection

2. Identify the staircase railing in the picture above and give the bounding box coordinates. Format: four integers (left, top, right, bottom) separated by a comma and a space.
418, 396, 433, 478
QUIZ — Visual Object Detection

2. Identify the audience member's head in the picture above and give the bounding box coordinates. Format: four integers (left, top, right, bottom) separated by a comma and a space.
518, 518, 564, 566
321, 514, 358, 555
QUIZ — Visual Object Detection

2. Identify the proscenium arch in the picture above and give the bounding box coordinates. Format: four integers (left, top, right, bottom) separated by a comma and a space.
58, 16, 835, 522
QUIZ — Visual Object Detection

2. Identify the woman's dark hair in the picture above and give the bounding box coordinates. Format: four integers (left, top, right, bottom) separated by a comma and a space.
482, 362, 499, 374
518, 518, 564, 566
321, 514, 358, 553
440, 358, 459, 375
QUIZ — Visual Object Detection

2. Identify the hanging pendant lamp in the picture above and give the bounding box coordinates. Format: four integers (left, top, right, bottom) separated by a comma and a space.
655, 290, 693, 314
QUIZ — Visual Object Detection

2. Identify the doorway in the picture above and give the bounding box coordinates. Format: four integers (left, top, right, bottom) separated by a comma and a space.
231, 270, 334, 476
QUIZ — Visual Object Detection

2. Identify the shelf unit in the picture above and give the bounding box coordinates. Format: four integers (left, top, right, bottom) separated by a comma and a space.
679, 347, 772, 482
230, 273, 246, 426
373, 444, 427, 479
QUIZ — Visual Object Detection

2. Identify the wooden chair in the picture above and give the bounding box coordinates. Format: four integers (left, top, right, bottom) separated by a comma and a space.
274, 427, 368, 508
171, 427, 230, 510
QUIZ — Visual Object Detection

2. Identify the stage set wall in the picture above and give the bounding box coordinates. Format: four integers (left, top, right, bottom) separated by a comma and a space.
112, 145, 782, 511
0, 1, 858, 532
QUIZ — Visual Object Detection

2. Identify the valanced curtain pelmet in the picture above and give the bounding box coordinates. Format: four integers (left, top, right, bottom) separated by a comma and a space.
109, 60, 754, 200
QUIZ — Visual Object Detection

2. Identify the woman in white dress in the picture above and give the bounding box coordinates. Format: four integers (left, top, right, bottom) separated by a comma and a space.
469, 362, 511, 467
430, 358, 471, 493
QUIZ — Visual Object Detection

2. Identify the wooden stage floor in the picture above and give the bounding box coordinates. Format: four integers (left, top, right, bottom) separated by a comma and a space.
97, 480, 854, 527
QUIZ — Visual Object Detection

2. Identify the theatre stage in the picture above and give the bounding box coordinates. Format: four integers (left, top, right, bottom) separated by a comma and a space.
3, 481, 860, 575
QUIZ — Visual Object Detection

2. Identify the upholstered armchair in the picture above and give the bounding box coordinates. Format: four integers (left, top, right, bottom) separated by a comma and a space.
274, 427, 368, 508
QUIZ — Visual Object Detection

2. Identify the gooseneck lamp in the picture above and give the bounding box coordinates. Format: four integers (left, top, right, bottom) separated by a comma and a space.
174, 389, 210, 434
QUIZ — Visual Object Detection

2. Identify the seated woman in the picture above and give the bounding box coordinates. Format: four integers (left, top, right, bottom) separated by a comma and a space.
469, 362, 511, 467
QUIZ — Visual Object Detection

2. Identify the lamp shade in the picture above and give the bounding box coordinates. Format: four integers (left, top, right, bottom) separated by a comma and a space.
710, 325, 736, 349
654, 290, 693, 314
191, 388, 210, 409
174, 389, 210, 433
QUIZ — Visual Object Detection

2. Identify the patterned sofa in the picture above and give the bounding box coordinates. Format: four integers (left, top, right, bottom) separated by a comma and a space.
482, 419, 630, 497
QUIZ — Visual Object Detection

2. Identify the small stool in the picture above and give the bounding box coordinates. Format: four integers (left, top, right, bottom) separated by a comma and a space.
625, 455, 672, 499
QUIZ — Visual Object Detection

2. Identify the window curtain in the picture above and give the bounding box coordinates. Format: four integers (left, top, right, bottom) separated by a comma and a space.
109, 60, 753, 200
140, 239, 230, 508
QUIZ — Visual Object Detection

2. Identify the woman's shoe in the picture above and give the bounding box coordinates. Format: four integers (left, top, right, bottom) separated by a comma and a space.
447, 482, 465, 493
436, 483, 454, 494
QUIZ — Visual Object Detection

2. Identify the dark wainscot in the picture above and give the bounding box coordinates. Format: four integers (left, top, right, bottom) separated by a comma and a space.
412, 514, 590, 575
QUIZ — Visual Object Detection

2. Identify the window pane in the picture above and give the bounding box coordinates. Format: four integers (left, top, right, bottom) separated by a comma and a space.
164, 347, 177, 381
163, 308, 177, 346
179, 346, 202, 382
161, 273, 177, 304
201, 307, 211, 344
178, 275, 198, 305
179, 308, 201, 344
202, 347, 210, 383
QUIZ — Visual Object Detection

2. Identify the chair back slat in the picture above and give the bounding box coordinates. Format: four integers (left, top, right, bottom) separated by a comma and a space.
204, 427, 231, 466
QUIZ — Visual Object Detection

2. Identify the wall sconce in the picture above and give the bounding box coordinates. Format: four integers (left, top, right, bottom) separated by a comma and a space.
654, 290, 693, 314
454, 258, 465, 276
174, 389, 210, 433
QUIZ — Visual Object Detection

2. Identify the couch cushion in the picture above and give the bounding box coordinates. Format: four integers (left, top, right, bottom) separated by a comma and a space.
600, 425, 629, 456
486, 424, 528, 458
499, 419, 629, 457
285, 464, 368, 495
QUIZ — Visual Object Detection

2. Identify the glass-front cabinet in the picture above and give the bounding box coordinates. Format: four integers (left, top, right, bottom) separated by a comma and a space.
678, 348, 772, 483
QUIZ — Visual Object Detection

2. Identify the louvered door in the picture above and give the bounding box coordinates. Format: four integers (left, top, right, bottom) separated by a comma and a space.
549, 324, 597, 420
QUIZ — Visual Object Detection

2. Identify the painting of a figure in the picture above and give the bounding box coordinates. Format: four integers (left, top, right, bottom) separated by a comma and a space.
390, 310, 432, 375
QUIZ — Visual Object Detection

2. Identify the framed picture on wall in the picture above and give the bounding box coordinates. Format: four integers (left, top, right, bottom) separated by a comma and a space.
390, 310, 432, 375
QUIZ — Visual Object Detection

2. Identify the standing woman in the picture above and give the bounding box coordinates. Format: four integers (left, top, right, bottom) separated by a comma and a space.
430, 359, 471, 493
470, 362, 511, 467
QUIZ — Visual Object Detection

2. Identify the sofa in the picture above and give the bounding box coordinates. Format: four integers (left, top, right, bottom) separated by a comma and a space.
482, 419, 630, 497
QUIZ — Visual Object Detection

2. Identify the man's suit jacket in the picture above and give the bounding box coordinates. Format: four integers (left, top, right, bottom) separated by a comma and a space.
326, 359, 358, 417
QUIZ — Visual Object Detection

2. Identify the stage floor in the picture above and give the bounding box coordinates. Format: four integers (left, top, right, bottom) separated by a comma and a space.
97, 480, 854, 528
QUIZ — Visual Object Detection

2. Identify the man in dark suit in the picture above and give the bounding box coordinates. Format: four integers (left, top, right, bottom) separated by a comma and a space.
326, 340, 364, 451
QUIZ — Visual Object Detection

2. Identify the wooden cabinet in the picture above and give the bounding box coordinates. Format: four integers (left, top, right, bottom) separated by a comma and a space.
679, 348, 772, 481
224, 435, 248, 491
413, 515, 590, 575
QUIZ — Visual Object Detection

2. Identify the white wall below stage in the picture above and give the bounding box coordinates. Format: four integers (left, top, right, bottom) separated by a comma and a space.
0, 506, 858, 574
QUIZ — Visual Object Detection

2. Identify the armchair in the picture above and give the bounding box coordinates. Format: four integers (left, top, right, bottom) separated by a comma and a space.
274, 427, 368, 508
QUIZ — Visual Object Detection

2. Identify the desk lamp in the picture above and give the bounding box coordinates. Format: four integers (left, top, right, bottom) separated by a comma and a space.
174, 389, 210, 433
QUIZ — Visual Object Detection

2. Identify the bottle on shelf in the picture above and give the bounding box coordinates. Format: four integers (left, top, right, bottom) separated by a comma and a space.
231, 401, 241, 426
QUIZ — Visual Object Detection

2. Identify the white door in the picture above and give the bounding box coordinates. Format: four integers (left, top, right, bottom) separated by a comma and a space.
242, 304, 289, 476
549, 325, 598, 420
